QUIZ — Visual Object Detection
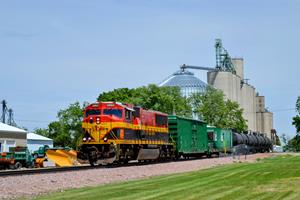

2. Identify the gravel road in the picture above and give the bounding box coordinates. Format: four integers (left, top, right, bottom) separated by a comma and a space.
0, 153, 275, 199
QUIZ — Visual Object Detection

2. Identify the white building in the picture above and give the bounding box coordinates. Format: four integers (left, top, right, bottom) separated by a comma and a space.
27, 132, 53, 153
0, 122, 27, 152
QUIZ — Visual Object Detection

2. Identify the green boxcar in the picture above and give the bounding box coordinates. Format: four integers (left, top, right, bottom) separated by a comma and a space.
206, 126, 232, 154
168, 115, 208, 158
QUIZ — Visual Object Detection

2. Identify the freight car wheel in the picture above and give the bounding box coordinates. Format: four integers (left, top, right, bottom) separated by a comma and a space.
89, 159, 96, 166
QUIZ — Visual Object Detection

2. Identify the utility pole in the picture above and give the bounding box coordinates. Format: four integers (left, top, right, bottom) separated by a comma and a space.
1, 100, 7, 123
1, 100, 16, 126
8, 108, 13, 125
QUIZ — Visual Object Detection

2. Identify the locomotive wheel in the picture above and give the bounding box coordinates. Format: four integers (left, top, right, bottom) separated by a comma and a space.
87, 146, 99, 166
173, 153, 180, 160
120, 159, 128, 164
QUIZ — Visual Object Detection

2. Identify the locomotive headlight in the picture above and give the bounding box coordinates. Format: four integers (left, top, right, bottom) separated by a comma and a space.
96, 117, 100, 124
82, 137, 87, 142
104, 137, 108, 142
88, 137, 92, 141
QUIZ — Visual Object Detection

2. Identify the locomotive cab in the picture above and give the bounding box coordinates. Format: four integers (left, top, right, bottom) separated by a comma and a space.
84, 103, 135, 121
82, 102, 135, 143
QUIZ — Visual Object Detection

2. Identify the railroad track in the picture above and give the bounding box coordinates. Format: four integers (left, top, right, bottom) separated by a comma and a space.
0, 155, 232, 177
0, 161, 161, 177
0, 159, 178, 177
0, 165, 101, 177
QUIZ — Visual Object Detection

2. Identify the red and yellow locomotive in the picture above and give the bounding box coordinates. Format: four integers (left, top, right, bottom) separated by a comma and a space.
78, 102, 174, 165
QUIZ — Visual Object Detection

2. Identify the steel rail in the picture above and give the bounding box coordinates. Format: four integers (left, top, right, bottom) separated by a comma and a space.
0, 165, 100, 177
0, 154, 234, 177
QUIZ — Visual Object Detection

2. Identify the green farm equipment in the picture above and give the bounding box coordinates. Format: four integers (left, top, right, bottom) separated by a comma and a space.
0, 147, 35, 169
32, 145, 50, 159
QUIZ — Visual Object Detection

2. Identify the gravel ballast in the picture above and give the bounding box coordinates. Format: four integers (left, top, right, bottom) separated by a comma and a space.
0, 153, 275, 199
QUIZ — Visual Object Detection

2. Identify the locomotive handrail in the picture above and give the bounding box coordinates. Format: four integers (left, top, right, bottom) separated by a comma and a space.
110, 130, 118, 140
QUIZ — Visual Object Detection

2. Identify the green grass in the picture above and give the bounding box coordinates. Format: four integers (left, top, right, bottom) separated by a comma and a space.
36, 155, 300, 200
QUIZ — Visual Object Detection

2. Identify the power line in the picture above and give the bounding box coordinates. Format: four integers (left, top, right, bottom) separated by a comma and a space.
14, 118, 53, 123
271, 108, 296, 112
243, 108, 297, 114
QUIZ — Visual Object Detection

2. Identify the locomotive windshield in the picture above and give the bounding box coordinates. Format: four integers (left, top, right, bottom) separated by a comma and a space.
85, 109, 101, 117
103, 109, 122, 118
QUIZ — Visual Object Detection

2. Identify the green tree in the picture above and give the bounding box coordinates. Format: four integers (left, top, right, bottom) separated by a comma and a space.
189, 87, 247, 132
224, 100, 248, 132
98, 88, 136, 103
293, 116, 300, 133
34, 102, 86, 148
281, 133, 287, 146
48, 121, 71, 147
98, 84, 192, 117
34, 128, 48, 138
292, 96, 300, 133
190, 87, 226, 126
286, 135, 300, 152
288, 96, 300, 151
57, 102, 86, 148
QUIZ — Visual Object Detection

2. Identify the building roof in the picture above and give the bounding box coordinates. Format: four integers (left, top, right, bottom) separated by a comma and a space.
158, 70, 207, 89
0, 122, 27, 134
27, 132, 53, 141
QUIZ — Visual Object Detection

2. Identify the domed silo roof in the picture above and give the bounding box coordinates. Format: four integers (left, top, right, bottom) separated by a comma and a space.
158, 69, 207, 97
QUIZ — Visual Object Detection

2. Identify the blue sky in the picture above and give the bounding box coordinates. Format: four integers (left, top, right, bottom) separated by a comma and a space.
0, 1, 299, 138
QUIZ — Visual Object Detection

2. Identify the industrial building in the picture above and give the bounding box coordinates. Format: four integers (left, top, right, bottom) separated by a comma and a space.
27, 132, 53, 153
208, 58, 274, 139
159, 39, 274, 139
158, 70, 207, 97
0, 122, 27, 152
